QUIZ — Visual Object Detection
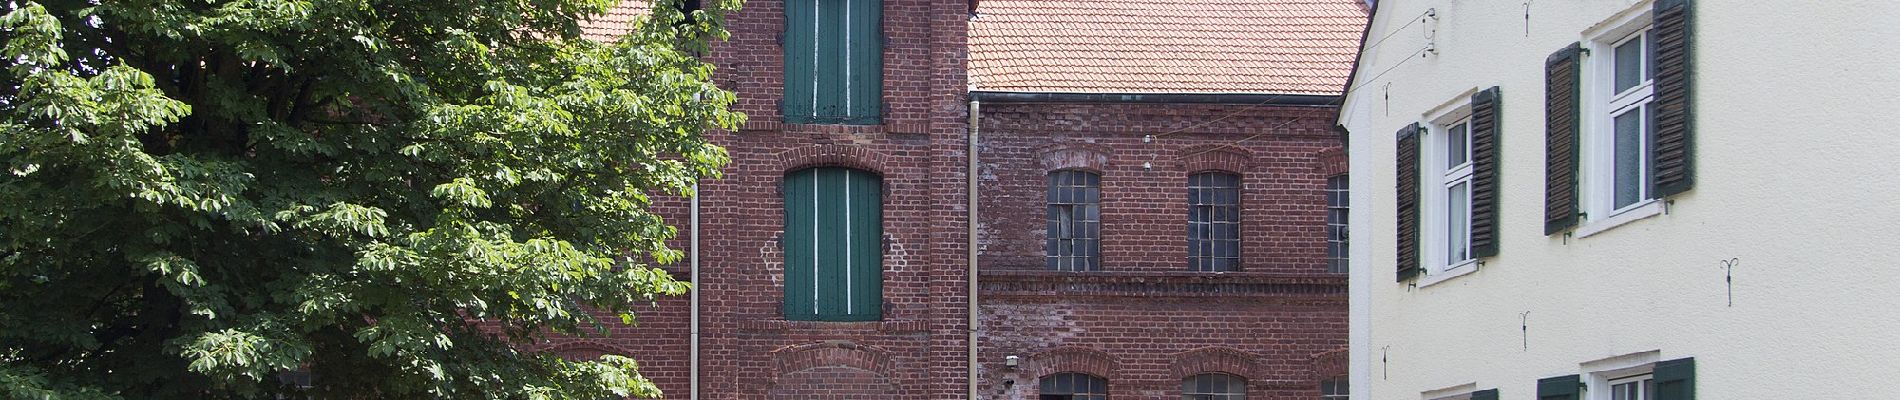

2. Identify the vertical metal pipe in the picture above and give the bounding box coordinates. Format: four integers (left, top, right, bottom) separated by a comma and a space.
690, 181, 701, 400
966, 99, 981, 399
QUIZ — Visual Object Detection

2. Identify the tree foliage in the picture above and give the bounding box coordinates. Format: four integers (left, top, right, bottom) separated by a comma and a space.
0, 0, 740, 397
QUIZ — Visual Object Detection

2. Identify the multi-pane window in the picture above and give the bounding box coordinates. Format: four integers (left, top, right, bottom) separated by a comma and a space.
1441, 119, 1474, 267
1325, 175, 1350, 274
782, 167, 883, 321
1180, 373, 1246, 400
1188, 172, 1241, 272
1047, 170, 1101, 271
1320, 376, 1348, 400
782, 0, 882, 124
1040, 372, 1108, 400
1610, 374, 1655, 400
1606, 28, 1656, 211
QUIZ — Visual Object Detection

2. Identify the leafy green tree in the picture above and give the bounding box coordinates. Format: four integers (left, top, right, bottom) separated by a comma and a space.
0, 0, 739, 397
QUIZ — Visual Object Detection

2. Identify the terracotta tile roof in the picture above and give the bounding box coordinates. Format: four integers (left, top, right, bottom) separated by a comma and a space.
579, 0, 652, 42
970, 0, 1369, 95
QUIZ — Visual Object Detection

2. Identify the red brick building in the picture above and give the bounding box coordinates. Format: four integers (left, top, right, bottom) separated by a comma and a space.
554, 0, 1366, 398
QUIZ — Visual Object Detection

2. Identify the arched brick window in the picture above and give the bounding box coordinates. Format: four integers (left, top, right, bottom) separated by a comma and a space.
782, 167, 883, 321
1181, 373, 1246, 399
1040, 372, 1108, 400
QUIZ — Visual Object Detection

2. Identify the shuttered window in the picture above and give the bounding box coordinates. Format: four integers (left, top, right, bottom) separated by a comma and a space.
1467, 87, 1502, 258
1394, 124, 1422, 281
1537, 374, 1581, 400
1544, 44, 1584, 235
1441, 118, 1475, 267
1048, 170, 1102, 271
1188, 172, 1241, 272
1606, 28, 1657, 212
1470, 389, 1499, 400
782, 167, 882, 321
1652, 357, 1696, 400
1650, 0, 1695, 197
782, 0, 882, 125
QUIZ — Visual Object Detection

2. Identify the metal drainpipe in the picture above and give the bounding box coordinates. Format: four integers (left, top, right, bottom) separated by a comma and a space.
966, 99, 981, 400
690, 181, 701, 400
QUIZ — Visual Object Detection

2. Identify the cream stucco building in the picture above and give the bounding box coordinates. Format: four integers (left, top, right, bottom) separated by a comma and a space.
1340, 0, 1900, 399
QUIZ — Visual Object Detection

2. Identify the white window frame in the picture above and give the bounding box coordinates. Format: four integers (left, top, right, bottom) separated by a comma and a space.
1580, 350, 1661, 400
1576, 2, 1665, 238
1416, 96, 1478, 287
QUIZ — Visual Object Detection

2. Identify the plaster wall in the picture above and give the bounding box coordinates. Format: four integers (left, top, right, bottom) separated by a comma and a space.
1342, 1, 1900, 398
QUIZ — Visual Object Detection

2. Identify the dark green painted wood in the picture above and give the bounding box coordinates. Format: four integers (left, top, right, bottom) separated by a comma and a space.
1470, 389, 1499, 400
781, 167, 882, 321
1544, 43, 1583, 235
1537, 374, 1581, 400
782, 0, 817, 123
1653, 357, 1696, 400
782, 169, 817, 318
845, 0, 883, 123
780, 0, 881, 125
846, 169, 883, 319
1395, 123, 1421, 282
1469, 86, 1502, 258
1651, 0, 1695, 197
814, 168, 848, 318
815, 0, 847, 120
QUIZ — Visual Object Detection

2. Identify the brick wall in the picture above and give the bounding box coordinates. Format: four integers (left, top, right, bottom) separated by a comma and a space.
974, 102, 1348, 399
534, 2, 1348, 399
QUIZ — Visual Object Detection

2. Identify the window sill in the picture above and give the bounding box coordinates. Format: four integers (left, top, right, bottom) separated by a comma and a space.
1575, 199, 1665, 238
1415, 259, 1479, 288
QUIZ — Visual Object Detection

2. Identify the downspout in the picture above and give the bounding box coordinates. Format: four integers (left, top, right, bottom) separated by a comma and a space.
690, 181, 701, 400
966, 98, 981, 399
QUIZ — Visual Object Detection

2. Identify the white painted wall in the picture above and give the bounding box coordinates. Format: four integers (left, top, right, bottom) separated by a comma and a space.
1342, 1, 1900, 398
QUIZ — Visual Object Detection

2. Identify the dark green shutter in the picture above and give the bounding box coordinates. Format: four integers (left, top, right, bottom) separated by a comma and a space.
782, 168, 883, 321
782, 170, 817, 318
1537, 374, 1581, 400
813, 169, 849, 317
1468, 86, 1502, 258
814, 0, 846, 120
1544, 44, 1583, 235
1653, 357, 1696, 400
781, 0, 881, 125
845, 169, 883, 319
1651, 0, 1695, 197
782, 0, 817, 123
1395, 123, 1421, 281
845, 0, 882, 124
1470, 389, 1499, 400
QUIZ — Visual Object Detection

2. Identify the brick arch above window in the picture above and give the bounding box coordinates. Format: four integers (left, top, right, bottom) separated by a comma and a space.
1037, 143, 1113, 174
769, 341, 894, 378
776, 144, 891, 176
1178, 145, 1255, 175
1028, 346, 1119, 380
1168, 346, 1265, 381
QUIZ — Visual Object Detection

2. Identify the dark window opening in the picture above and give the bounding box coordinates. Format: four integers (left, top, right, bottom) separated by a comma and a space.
1040, 372, 1109, 400
1047, 170, 1102, 271
1188, 172, 1241, 272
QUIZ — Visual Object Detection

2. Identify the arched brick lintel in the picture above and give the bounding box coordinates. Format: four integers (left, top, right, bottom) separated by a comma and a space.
1179, 145, 1255, 175
1316, 146, 1349, 177
1311, 347, 1349, 380
1168, 346, 1266, 380
1028, 346, 1119, 380
770, 341, 894, 378
777, 144, 891, 176
1037, 143, 1114, 174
